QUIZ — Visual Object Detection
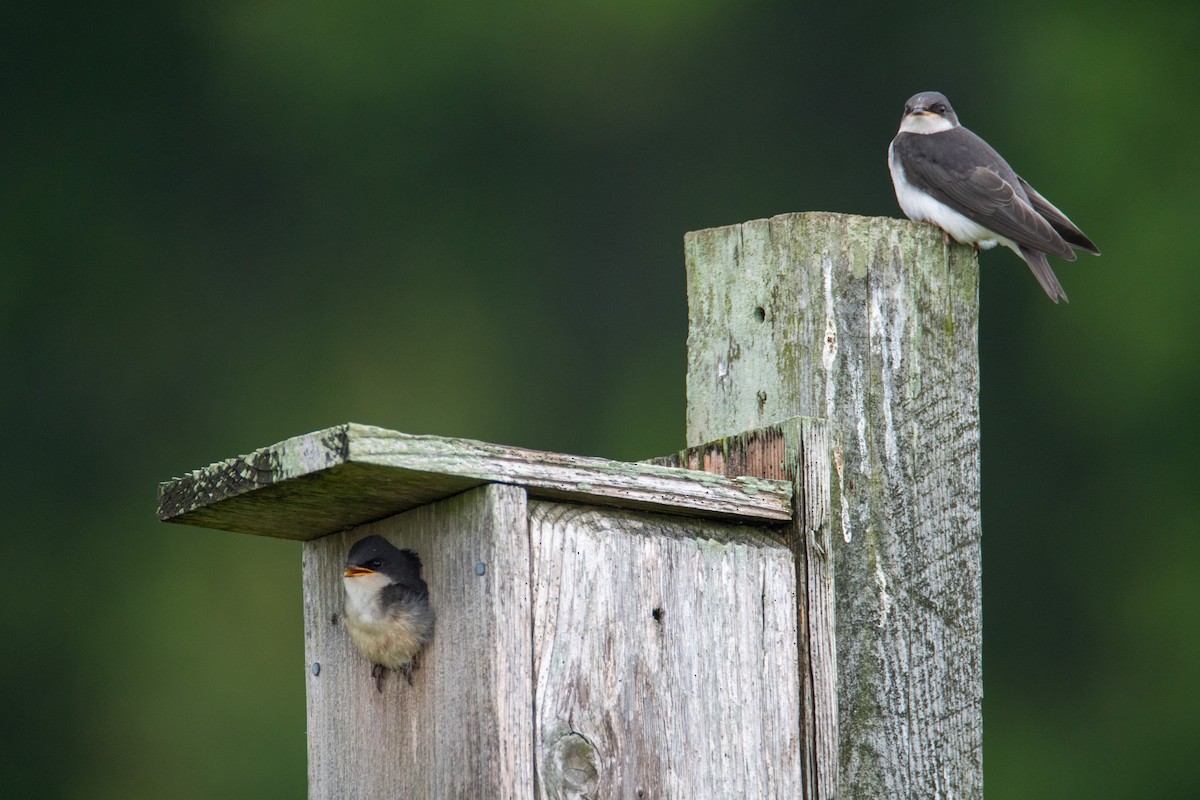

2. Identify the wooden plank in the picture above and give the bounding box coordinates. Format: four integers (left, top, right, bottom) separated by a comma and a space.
303, 483, 534, 799
684, 212, 983, 799
795, 420, 837, 800
157, 423, 793, 541
529, 500, 802, 797
654, 417, 836, 800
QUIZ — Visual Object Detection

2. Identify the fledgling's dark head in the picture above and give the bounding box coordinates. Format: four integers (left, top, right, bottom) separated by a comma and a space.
344, 535, 423, 584
899, 91, 959, 132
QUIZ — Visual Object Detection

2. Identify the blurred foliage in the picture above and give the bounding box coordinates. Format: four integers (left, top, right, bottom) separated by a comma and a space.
3, 0, 1199, 797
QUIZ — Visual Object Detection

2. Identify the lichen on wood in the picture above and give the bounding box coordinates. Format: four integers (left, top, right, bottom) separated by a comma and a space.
157, 423, 793, 540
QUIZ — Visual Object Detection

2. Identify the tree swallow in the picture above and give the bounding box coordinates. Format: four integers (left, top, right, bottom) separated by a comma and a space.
343, 535, 434, 691
888, 91, 1100, 302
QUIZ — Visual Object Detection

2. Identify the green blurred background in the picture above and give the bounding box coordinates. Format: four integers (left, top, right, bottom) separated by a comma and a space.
4, 0, 1198, 797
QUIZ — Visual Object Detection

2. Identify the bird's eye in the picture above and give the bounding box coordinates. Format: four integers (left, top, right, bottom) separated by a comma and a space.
367, 559, 382, 570
933, 104, 947, 114
904, 106, 912, 114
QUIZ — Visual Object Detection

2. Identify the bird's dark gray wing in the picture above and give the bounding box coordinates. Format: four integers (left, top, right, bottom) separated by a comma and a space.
1017, 177, 1100, 255
381, 580, 428, 608
894, 129, 1076, 260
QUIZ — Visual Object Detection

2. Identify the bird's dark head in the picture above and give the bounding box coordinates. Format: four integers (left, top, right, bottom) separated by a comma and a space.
344, 535, 423, 583
899, 91, 959, 133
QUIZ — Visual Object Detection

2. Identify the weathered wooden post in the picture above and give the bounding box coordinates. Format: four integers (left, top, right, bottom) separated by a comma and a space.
678, 211, 983, 798
157, 210, 982, 799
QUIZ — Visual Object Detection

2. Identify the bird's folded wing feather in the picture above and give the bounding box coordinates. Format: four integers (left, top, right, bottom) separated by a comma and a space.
381, 581, 428, 606
896, 131, 1076, 260
1017, 177, 1100, 254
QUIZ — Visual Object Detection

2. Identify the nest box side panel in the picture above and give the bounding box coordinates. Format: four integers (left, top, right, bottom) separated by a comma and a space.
529, 501, 802, 797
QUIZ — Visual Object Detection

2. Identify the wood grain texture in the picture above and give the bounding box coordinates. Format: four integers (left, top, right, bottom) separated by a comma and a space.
685, 212, 982, 799
303, 483, 534, 799
655, 417, 836, 800
794, 420, 837, 800
159, 423, 792, 540
529, 500, 802, 798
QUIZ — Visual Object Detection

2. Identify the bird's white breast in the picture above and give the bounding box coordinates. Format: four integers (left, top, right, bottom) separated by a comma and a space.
344, 572, 391, 625
343, 573, 432, 669
888, 141, 1015, 253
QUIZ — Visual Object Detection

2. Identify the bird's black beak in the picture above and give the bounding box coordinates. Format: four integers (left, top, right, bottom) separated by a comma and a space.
910, 107, 929, 116
344, 566, 376, 577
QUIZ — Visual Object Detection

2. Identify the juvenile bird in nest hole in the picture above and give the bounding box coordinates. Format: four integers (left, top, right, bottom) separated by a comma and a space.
343, 535, 434, 692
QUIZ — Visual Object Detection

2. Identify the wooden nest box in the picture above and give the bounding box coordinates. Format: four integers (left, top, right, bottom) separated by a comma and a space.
159, 213, 983, 799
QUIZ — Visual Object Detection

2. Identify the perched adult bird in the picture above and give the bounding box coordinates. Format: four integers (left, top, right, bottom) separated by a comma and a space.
888, 91, 1099, 302
343, 535, 434, 691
